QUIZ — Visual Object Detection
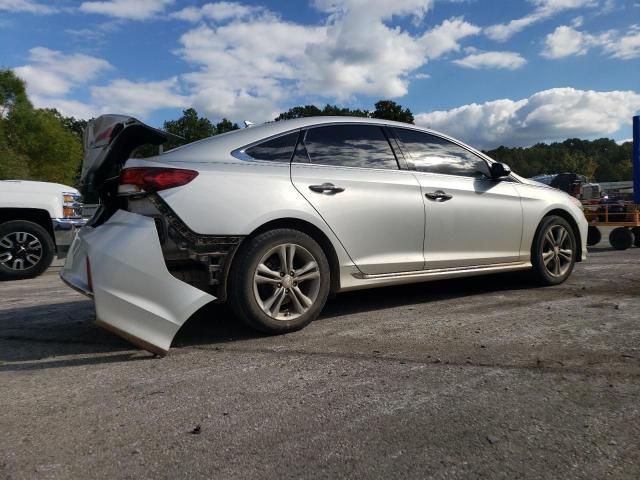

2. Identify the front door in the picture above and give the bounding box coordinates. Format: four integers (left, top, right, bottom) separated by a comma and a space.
392, 127, 523, 270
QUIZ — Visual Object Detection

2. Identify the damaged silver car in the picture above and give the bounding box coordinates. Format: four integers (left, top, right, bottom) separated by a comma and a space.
62, 115, 588, 355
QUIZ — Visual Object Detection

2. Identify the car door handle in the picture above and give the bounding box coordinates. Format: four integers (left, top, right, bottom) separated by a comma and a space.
309, 183, 345, 194
425, 190, 452, 202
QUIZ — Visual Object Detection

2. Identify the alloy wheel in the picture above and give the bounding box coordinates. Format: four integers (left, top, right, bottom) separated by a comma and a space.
252, 243, 321, 320
0, 231, 43, 271
541, 225, 573, 278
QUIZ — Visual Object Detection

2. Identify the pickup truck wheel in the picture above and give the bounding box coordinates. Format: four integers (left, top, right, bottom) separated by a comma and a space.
229, 229, 330, 334
0, 220, 54, 280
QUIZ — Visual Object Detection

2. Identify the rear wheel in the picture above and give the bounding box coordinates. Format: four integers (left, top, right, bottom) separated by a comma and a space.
229, 229, 330, 333
530, 216, 577, 286
0, 220, 54, 280
609, 227, 633, 250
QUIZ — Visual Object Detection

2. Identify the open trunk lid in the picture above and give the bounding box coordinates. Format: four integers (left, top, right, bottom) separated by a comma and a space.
80, 115, 181, 201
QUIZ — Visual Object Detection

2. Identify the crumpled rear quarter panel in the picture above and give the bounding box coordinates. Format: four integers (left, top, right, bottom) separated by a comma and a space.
61, 210, 215, 354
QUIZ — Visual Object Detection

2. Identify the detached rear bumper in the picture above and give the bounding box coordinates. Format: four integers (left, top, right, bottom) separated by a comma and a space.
61, 210, 215, 355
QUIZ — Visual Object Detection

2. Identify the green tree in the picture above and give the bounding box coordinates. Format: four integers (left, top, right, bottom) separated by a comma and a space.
7, 107, 82, 184
216, 118, 239, 134
0, 69, 32, 118
371, 100, 414, 124
163, 108, 216, 149
44, 109, 89, 141
0, 70, 82, 185
275, 104, 369, 121
484, 137, 633, 182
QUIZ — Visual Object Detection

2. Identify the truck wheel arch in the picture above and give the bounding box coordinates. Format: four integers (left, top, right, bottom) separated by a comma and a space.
0, 208, 55, 246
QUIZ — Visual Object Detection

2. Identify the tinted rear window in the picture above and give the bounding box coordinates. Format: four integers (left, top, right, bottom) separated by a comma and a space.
304, 125, 398, 170
245, 132, 299, 162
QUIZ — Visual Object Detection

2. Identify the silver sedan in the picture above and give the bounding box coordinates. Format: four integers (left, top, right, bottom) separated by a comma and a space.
62, 115, 588, 354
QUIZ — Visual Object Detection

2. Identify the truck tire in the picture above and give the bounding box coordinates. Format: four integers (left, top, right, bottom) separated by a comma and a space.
0, 220, 55, 280
609, 227, 633, 251
632, 227, 640, 248
586, 226, 601, 246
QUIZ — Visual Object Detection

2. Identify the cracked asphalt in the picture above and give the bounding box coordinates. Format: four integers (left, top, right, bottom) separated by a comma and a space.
1, 242, 639, 479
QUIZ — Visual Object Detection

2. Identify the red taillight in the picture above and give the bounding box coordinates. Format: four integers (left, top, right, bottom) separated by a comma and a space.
119, 167, 198, 193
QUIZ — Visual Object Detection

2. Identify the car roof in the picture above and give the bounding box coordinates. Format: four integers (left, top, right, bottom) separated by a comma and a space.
159, 116, 486, 163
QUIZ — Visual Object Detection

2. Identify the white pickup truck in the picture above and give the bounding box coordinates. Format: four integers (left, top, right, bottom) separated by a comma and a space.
0, 180, 85, 279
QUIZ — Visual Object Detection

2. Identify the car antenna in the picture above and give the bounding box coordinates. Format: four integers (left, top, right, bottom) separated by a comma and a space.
244, 120, 255, 128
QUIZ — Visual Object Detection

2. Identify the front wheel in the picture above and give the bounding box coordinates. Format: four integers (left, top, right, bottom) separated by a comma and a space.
530, 216, 577, 286
0, 220, 55, 280
228, 229, 330, 334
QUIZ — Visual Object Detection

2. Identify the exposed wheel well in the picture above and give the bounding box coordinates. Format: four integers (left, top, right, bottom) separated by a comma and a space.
539, 209, 583, 262
0, 208, 55, 244
236, 218, 341, 295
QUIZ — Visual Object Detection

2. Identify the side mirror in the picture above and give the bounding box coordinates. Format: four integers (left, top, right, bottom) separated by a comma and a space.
489, 162, 511, 179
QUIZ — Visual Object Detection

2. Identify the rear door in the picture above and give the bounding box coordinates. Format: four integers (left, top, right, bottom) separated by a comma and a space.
291, 124, 425, 275
392, 127, 523, 269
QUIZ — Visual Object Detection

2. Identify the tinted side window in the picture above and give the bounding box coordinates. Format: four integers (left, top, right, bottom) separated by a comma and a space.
245, 132, 299, 162
304, 125, 398, 170
394, 128, 489, 178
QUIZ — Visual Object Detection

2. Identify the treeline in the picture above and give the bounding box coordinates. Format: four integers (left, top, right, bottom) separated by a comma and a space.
0, 68, 634, 186
484, 138, 633, 182
0, 70, 83, 185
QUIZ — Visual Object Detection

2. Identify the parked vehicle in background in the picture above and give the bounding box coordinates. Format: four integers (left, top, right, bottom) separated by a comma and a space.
62, 115, 588, 355
531, 172, 602, 200
0, 180, 85, 279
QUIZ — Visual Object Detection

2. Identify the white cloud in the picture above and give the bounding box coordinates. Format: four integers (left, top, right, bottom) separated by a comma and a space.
14, 47, 113, 97
542, 25, 593, 58
0, 0, 56, 14
542, 24, 640, 59
90, 77, 189, 117
30, 96, 98, 119
453, 51, 527, 70
7, 2, 487, 122
604, 25, 640, 59
486, 0, 598, 41
415, 87, 640, 148
79, 0, 174, 20
171, 1, 263, 22
176, 1, 480, 121
420, 17, 481, 59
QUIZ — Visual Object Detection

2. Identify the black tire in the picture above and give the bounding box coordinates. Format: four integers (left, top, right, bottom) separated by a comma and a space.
586, 226, 601, 246
0, 220, 55, 280
609, 227, 633, 250
632, 227, 640, 248
228, 229, 330, 334
530, 215, 577, 286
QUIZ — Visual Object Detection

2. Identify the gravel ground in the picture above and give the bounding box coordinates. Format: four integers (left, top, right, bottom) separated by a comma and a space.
1, 241, 639, 479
